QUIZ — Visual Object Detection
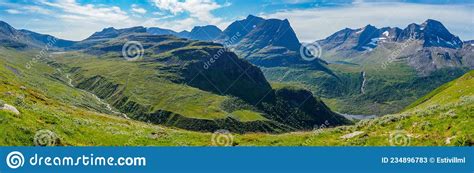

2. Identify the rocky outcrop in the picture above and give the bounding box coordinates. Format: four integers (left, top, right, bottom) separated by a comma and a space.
0, 103, 20, 115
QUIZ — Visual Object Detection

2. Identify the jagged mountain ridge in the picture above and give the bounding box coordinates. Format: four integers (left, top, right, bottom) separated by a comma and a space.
319, 19, 463, 52
317, 19, 472, 75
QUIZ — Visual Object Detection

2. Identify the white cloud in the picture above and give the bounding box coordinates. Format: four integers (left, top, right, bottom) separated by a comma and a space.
39, 0, 130, 23
0, 1, 53, 15
151, 0, 227, 26
35, 0, 137, 40
5, 9, 21, 14
131, 4, 147, 14
264, 2, 474, 42
22, 6, 53, 15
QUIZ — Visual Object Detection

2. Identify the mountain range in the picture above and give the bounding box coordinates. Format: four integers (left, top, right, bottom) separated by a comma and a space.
0, 15, 472, 132
0, 14, 473, 146
0, 19, 350, 133
316, 19, 472, 75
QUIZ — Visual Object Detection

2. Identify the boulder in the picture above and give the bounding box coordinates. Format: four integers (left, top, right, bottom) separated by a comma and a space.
340, 131, 364, 139
0, 104, 20, 115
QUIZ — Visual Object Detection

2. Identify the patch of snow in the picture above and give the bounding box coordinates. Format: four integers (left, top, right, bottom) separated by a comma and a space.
382, 31, 389, 37
361, 46, 373, 51
355, 28, 364, 34
366, 37, 380, 47
446, 41, 454, 47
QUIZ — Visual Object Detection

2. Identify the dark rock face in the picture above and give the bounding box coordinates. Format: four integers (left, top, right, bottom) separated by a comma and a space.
217, 15, 331, 69
219, 15, 266, 43
353, 25, 381, 51
235, 18, 301, 52
180, 47, 275, 104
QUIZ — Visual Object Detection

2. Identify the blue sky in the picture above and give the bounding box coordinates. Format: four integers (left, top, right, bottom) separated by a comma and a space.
0, 0, 472, 42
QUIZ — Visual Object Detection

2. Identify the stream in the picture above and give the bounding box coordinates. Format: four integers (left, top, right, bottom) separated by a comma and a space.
360, 71, 367, 94
65, 74, 130, 119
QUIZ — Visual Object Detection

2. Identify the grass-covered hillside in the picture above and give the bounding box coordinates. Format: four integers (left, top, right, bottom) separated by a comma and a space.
0, 33, 349, 138
263, 55, 468, 115
1, 45, 471, 146
57, 33, 349, 132
239, 70, 473, 146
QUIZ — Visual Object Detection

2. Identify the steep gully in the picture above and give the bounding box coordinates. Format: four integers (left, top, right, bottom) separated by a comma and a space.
65, 74, 130, 119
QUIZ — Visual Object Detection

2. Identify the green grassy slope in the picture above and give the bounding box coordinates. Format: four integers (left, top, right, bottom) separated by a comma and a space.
0, 46, 295, 134
236, 70, 474, 146
56, 34, 349, 132
263, 55, 468, 115
1, 45, 472, 146
0, 33, 349, 134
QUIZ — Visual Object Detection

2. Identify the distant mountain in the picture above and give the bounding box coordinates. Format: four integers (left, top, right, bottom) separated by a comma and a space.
0, 20, 75, 49
187, 25, 222, 41
146, 27, 178, 36
147, 27, 189, 38
317, 19, 472, 75
320, 19, 462, 52
147, 25, 222, 41
18, 29, 75, 48
85, 26, 147, 40
219, 15, 330, 70
464, 40, 474, 45
219, 15, 265, 43
71, 26, 147, 49
398, 19, 462, 49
